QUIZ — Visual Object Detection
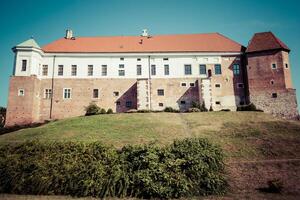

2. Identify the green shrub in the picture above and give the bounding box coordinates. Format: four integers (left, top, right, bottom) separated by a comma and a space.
137, 109, 151, 113
164, 107, 179, 113
0, 107, 6, 128
209, 105, 213, 112
0, 138, 226, 198
191, 101, 200, 109
106, 108, 113, 114
188, 108, 201, 112
99, 108, 106, 114
85, 103, 100, 116
200, 102, 208, 112
236, 103, 262, 112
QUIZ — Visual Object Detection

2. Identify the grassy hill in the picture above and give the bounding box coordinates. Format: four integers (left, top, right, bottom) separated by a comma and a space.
1, 112, 300, 161
1, 112, 300, 199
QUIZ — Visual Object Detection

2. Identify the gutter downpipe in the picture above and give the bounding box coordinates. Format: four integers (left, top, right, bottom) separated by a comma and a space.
148, 55, 152, 110
49, 55, 56, 119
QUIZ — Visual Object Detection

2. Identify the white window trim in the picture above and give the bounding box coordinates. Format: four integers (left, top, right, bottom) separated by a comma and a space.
44, 88, 52, 99
184, 64, 192, 75
271, 63, 277, 69
18, 89, 25, 96
63, 88, 72, 99
180, 82, 187, 87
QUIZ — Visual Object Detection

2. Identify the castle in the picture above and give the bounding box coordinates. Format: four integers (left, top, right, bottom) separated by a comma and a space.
5, 30, 298, 127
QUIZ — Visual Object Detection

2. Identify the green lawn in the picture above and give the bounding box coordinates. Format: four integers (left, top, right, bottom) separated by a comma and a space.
1, 112, 300, 160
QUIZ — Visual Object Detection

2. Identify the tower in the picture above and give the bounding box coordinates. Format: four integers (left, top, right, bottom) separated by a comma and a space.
246, 32, 298, 118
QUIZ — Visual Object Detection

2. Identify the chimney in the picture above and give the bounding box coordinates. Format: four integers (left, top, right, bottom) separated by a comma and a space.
65, 29, 73, 39
141, 29, 149, 37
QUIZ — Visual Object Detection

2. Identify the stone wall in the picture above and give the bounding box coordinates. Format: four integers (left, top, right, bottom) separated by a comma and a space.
250, 89, 298, 119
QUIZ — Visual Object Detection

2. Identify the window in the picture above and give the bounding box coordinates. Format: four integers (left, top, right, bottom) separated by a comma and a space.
126, 101, 132, 108
164, 65, 169, 75
113, 91, 119, 97
137, 65, 142, 75
270, 80, 274, 85
137, 58, 141, 61
18, 89, 25, 96
181, 82, 187, 87
215, 101, 221, 105
180, 101, 186, 105
71, 65, 77, 76
199, 64, 206, 75
237, 83, 244, 88
272, 63, 277, 69
285, 63, 289, 69
21, 60, 27, 71
44, 89, 52, 99
233, 64, 240, 75
190, 83, 195, 87
272, 93, 277, 98
157, 89, 164, 96
88, 65, 93, 76
63, 88, 71, 99
214, 64, 222, 75
151, 65, 156, 75
119, 64, 124, 68
184, 65, 192, 75
119, 70, 125, 76
120, 57, 124, 61
58, 65, 64, 76
215, 84, 221, 88
159, 103, 164, 107
93, 89, 99, 98
116, 101, 121, 105
42, 65, 48, 76
101, 65, 107, 76
163, 58, 169, 61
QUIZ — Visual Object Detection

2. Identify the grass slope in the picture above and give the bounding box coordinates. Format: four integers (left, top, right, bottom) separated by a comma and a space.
1, 112, 300, 161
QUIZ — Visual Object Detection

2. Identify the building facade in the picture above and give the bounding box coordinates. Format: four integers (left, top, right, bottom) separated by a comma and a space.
5, 30, 298, 127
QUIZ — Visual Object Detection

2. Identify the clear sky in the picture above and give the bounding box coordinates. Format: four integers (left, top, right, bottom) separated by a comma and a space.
0, 0, 299, 110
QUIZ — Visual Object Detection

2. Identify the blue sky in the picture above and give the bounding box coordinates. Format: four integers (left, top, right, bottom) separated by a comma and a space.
0, 0, 299, 109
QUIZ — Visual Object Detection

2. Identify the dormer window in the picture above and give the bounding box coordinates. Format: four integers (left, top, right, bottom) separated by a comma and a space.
21, 60, 27, 71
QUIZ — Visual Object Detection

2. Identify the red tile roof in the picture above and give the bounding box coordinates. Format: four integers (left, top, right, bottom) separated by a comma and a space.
246, 32, 290, 53
42, 33, 244, 53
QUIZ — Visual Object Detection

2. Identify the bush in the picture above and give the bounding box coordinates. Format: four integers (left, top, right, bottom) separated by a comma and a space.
99, 108, 106, 114
0, 138, 226, 198
164, 107, 179, 113
85, 103, 100, 116
209, 105, 213, 112
188, 108, 201, 112
236, 103, 261, 112
106, 108, 113, 114
200, 102, 208, 112
0, 107, 6, 128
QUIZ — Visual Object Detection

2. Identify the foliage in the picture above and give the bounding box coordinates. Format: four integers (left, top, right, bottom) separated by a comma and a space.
236, 103, 262, 112
164, 107, 180, 113
99, 108, 106, 114
188, 108, 201, 112
106, 108, 113, 114
200, 102, 208, 112
209, 106, 213, 112
85, 103, 100, 116
0, 138, 226, 198
0, 107, 6, 128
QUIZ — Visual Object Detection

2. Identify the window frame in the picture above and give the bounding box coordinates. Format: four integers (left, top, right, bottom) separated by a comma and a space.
137, 65, 142, 76
126, 101, 132, 108
18, 89, 25, 96
101, 65, 107, 76
214, 64, 222, 75
21, 60, 27, 72
118, 69, 125, 76
42, 65, 48, 76
184, 64, 192, 75
164, 64, 169, 75
92, 89, 99, 99
150, 65, 156, 76
215, 83, 221, 88
157, 89, 164, 96
271, 63, 277, 69
63, 88, 72, 99
237, 83, 244, 88
272, 93, 278, 98
58, 65, 64, 76
88, 65, 93, 76
71, 65, 77, 76
44, 88, 52, 99
199, 64, 206, 75
233, 64, 240, 75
